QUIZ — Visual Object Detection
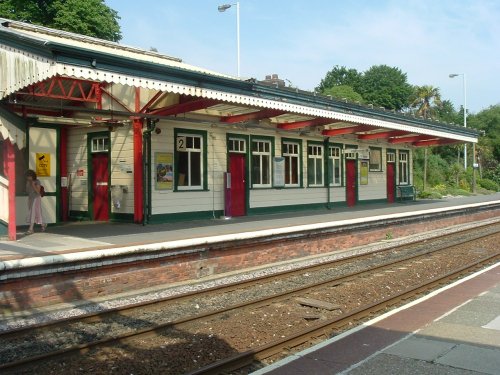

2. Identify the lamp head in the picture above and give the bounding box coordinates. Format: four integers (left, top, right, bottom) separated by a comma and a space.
449, 74, 459, 78
218, 4, 232, 12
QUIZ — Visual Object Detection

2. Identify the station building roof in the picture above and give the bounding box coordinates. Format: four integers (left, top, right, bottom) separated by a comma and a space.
0, 18, 478, 147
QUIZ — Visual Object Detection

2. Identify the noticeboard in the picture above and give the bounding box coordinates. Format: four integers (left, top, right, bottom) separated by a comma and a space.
273, 157, 285, 188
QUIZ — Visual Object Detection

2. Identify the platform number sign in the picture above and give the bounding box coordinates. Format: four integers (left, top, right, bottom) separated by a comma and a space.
176, 136, 187, 151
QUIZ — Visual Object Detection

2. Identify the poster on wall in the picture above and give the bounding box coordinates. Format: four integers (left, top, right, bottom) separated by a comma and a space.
273, 157, 285, 188
36, 153, 51, 177
155, 152, 173, 190
360, 160, 368, 185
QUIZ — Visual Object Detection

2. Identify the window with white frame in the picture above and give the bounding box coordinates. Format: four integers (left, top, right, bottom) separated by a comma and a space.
307, 144, 324, 187
387, 152, 396, 163
398, 152, 409, 185
282, 141, 300, 187
369, 148, 382, 171
345, 150, 357, 159
328, 146, 342, 186
251, 139, 272, 187
91, 137, 109, 153
176, 134, 203, 189
228, 138, 246, 153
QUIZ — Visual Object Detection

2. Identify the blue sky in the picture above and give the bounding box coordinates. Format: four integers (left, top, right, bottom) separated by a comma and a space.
106, 0, 499, 113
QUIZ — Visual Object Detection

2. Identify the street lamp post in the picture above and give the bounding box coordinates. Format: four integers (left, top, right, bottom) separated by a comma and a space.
218, 2, 240, 77
449, 73, 467, 169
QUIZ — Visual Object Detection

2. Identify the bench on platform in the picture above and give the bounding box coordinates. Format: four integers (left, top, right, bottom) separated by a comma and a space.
397, 185, 416, 202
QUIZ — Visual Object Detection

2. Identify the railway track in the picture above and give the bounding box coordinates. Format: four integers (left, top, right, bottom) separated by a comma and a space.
189, 252, 499, 375
1, 224, 499, 374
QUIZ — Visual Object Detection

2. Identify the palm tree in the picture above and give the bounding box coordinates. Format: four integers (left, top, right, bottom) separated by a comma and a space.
411, 85, 442, 119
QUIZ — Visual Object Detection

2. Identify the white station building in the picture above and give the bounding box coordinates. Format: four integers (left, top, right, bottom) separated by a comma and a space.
0, 19, 478, 240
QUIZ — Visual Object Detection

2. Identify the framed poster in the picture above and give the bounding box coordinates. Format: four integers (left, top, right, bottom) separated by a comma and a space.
36, 152, 51, 177
273, 157, 285, 188
360, 160, 369, 185
155, 152, 173, 190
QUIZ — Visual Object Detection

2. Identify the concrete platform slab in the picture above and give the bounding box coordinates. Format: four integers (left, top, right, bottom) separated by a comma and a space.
435, 344, 500, 375
383, 336, 456, 361
483, 315, 500, 331
348, 353, 479, 375
418, 322, 500, 347
438, 308, 499, 327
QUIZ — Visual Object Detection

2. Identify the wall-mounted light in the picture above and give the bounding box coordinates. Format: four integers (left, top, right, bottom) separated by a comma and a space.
91, 59, 97, 68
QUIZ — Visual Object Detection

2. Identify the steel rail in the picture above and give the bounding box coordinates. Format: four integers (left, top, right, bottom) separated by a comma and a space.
187, 253, 500, 375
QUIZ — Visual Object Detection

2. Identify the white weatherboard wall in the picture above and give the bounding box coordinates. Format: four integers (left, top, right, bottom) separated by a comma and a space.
0, 176, 8, 223
150, 120, 226, 215
67, 127, 91, 213
16, 126, 57, 225
149, 121, 411, 217
110, 127, 134, 215
67, 126, 135, 216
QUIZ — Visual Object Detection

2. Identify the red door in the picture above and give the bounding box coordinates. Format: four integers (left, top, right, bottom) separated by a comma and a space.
346, 159, 356, 207
229, 153, 246, 216
387, 162, 395, 203
92, 153, 109, 221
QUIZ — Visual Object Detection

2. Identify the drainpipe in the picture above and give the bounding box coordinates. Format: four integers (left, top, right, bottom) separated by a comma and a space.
324, 136, 331, 209
142, 119, 154, 225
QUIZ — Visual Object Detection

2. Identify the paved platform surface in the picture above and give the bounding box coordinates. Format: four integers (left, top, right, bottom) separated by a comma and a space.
254, 263, 500, 375
1, 194, 499, 261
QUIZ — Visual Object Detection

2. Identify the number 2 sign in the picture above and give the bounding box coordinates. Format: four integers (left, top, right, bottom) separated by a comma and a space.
176, 136, 187, 151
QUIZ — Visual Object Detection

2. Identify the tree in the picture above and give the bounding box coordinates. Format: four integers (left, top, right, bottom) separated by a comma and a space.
410, 85, 442, 119
435, 100, 460, 124
468, 105, 500, 170
316, 65, 362, 93
359, 65, 413, 111
321, 85, 364, 103
0, 0, 121, 41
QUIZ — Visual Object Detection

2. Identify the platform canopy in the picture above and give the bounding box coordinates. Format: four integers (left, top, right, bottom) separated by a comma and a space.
0, 18, 478, 146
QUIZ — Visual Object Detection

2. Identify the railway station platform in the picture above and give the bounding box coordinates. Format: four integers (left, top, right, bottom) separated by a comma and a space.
1, 193, 500, 316
2, 193, 500, 261
255, 262, 500, 375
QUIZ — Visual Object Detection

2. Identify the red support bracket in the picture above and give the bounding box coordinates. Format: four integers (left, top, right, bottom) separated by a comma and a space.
389, 135, 436, 144
357, 130, 409, 140
149, 98, 219, 116
140, 91, 164, 113
221, 109, 286, 123
322, 125, 376, 136
277, 118, 339, 130
413, 139, 459, 147
19, 76, 100, 103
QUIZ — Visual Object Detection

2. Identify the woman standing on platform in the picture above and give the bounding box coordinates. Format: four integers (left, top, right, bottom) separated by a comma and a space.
25, 169, 46, 234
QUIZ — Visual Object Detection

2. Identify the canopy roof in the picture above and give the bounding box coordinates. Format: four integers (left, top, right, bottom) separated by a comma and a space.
0, 18, 478, 146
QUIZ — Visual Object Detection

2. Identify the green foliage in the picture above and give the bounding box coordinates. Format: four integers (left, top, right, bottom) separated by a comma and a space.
358, 65, 413, 111
321, 85, 364, 103
0, 0, 121, 41
478, 178, 499, 192
316, 65, 362, 93
435, 100, 461, 124
484, 165, 500, 185
317, 64, 413, 111
410, 85, 442, 119
468, 105, 500, 165
417, 190, 442, 199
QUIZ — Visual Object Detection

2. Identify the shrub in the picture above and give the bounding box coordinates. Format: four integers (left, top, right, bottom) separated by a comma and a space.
418, 190, 442, 199
478, 178, 499, 192
433, 184, 447, 194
